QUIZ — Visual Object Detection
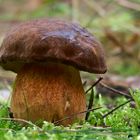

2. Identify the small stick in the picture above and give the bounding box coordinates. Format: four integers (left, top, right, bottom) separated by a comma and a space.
100, 82, 132, 99
0, 118, 42, 131
102, 99, 132, 119
85, 77, 103, 94
0, 118, 51, 136
85, 88, 94, 120
54, 107, 102, 125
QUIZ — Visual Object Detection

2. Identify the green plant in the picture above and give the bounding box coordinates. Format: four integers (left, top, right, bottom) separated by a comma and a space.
1, 89, 140, 139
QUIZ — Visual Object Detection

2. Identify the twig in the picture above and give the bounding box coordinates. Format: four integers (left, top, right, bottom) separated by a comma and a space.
85, 77, 103, 94
54, 107, 102, 125
100, 82, 132, 99
116, 0, 140, 11
85, 88, 94, 120
0, 118, 42, 131
102, 99, 132, 118
0, 128, 16, 133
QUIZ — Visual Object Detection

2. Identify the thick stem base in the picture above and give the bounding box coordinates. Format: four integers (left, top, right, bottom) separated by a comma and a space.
11, 62, 86, 126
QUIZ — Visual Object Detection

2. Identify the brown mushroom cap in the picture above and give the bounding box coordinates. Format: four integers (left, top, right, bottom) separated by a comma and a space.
0, 19, 107, 73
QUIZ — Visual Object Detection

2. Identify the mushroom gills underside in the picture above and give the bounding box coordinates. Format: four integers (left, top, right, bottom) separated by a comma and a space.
11, 62, 86, 126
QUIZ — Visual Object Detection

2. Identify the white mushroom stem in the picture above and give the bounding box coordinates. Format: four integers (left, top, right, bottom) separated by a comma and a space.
11, 62, 86, 126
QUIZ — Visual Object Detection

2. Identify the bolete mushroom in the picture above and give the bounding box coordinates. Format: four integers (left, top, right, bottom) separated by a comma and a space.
0, 19, 107, 126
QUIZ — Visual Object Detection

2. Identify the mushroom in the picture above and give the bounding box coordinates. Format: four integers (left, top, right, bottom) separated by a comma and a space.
0, 19, 107, 126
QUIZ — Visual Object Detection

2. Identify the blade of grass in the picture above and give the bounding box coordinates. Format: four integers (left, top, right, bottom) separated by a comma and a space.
54, 107, 102, 125
85, 88, 94, 120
